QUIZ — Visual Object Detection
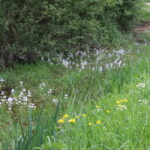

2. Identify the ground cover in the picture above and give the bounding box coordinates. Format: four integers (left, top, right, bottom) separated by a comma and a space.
0, 2, 150, 150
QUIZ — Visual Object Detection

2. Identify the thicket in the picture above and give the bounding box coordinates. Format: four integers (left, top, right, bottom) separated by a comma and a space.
0, 0, 142, 70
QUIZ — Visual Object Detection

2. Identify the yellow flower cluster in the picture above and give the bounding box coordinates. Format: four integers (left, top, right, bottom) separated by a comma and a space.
88, 122, 93, 126
63, 114, 69, 119
68, 119, 76, 123
116, 99, 128, 104
106, 110, 111, 113
58, 119, 64, 124
96, 105, 100, 109
82, 114, 87, 117
58, 114, 69, 124
116, 99, 128, 110
96, 120, 101, 125
58, 113, 102, 126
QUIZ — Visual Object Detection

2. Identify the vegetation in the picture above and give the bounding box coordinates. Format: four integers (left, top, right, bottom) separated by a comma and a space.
0, 1, 150, 150
0, 0, 143, 70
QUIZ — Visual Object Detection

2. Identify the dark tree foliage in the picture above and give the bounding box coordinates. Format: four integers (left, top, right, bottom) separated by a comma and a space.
0, 0, 142, 69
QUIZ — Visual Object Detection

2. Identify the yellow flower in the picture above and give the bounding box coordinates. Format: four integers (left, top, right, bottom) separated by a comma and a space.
68, 119, 76, 123
88, 122, 93, 126
82, 114, 87, 117
96, 105, 100, 109
96, 120, 101, 125
122, 99, 128, 103
106, 110, 111, 113
58, 119, 64, 124
116, 99, 128, 104
116, 100, 121, 104
63, 114, 69, 119
118, 104, 124, 108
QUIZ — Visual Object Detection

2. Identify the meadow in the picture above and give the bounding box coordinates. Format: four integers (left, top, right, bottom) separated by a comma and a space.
0, 2, 150, 150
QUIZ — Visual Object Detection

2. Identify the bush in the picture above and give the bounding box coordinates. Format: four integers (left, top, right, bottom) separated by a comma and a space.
0, 0, 143, 68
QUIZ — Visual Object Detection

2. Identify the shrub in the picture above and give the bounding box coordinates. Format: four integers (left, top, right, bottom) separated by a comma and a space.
0, 0, 143, 68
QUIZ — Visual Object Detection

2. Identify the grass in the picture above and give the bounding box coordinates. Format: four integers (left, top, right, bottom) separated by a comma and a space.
139, 2, 150, 22
0, 44, 150, 149
0, 3, 150, 150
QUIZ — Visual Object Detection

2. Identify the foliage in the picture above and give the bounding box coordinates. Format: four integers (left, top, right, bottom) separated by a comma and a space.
0, 0, 143, 68
0, 43, 150, 149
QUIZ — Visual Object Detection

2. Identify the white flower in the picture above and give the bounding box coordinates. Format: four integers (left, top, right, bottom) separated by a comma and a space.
22, 88, 26, 92
117, 104, 127, 110
0, 77, 4, 82
11, 89, 15, 94
19, 92, 24, 98
1, 91, 5, 96
62, 59, 69, 67
99, 67, 103, 72
137, 83, 146, 88
52, 98, 59, 104
138, 99, 148, 104
39, 82, 46, 88
20, 81, 23, 86
8, 107, 12, 111
8, 97, 13, 102
3, 95, 6, 99
48, 89, 52, 94
64, 94, 68, 99
22, 96, 28, 102
27, 90, 32, 97
28, 103, 36, 109
7, 97, 13, 105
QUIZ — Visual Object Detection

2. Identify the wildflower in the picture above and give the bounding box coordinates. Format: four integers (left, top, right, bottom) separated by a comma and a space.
137, 83, 145, 88
28, 103, 36, 109
99, 67, 103, 72
106, 110, 111, 113
96, 105, 100, 109
64, 94, 68, 99
22, 88, 26, 92
88, 122, 93, 126
58, 119, 64, 124
122, 99, 128, 103
27, 90, 32, 97
0, 77, 4, 82
63, 114, 69, 119
96, 120, 101, 125
48, 89, 52, 94
116, 99, 128, 104
138, 99, 148, 104
68, 119, 76, 123
11, 89, 15, 94
82, 114, 87, 117
117, 104, 127, 110
7, 97, 13, 103
1, 91, 4, 96
20, 81, 23, 86
52, 98, 59, 104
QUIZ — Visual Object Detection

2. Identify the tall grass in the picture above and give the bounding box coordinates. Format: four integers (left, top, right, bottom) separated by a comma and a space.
1, 103, 59, 150
0, 45, 150, 149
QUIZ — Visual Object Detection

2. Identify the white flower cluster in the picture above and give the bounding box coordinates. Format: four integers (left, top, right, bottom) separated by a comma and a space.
51, 98, 59, 104
138, 99, 149, 104
116, 104, 127, 111
39, 82, 46, 89
41, 48, 128, 72
136, 83, 146, 88
0, 81, 36, 111
0, 77, 5, 82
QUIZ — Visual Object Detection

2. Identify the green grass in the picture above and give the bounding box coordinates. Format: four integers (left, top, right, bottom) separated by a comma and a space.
1, 7, 150, 149
139, 2, 150, 22
0, 44, 150, 149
